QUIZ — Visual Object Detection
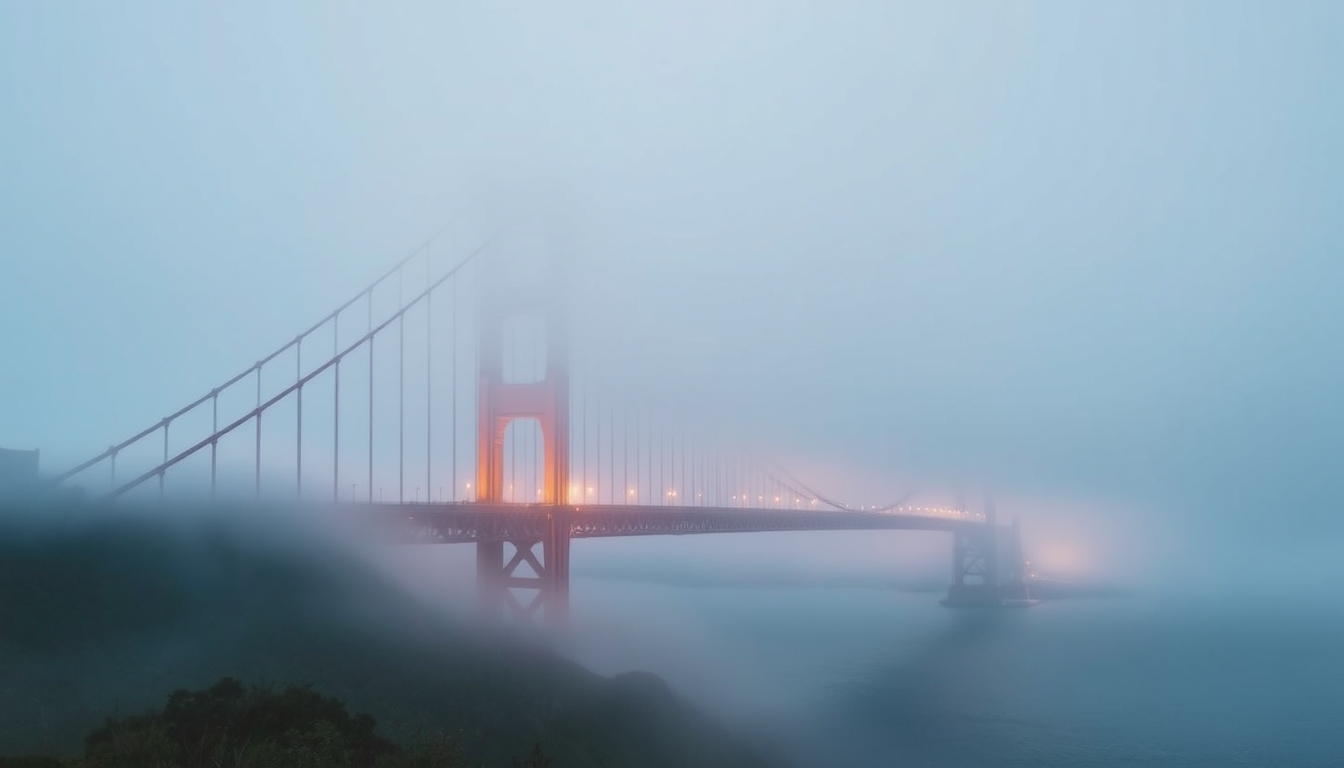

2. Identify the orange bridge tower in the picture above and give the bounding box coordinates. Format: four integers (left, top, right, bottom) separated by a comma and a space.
474, 248, 571, 626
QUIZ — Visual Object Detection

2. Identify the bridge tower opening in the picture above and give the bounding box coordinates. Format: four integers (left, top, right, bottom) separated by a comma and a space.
474, 240, 571, 627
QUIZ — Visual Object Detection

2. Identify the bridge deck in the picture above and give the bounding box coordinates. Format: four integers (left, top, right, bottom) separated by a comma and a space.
359, 502, 995, 544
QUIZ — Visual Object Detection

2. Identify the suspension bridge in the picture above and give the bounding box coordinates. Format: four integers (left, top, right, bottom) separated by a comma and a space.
45, 223, 1031, 626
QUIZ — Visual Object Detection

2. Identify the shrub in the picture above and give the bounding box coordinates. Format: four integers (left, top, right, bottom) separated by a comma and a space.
4, 680, 489, 768
80, 678, 400, 768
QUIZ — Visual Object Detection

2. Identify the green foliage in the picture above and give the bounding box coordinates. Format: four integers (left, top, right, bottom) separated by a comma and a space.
0, 677, 553, 768
512, 743, 553, 768
376, 733, 475, 768
69, 678, 468, 768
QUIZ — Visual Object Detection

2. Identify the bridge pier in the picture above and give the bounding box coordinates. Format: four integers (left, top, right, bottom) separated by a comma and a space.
476, 510, 571, 628
942, 519, 1033, 607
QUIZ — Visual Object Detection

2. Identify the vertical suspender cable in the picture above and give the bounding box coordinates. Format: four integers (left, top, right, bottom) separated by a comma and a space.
160, 419, 168, 499
399, 275, 405, 504
698, 441, 704, 506
716, 450, 722, 507
581, 373, 587, 501
210, 392, 217, 500
623, 406, 630, 504
739, 451, 745, 506
717, 450, 722, 506
744, 454, 750, 507
594, 394, 600, 504
527, 411, 533, 502
744, 453, 750, 507
672, 430, 677, 505
469, 263, 477, 502
684, 433, 690, 506
594, 397, 601, 504
451, 274, 457, 503
426, 291, 432, 503
509, 318, 517, 502
530, 410, 536, 503
609, 401, 615, 504
671, 430, 677, 505
631, 408, 637, 505
334, 315, 340, 501
297, 339, 303, 499
334, 358, 341, 502
688, 436, 694, 505
255, 364, 262, 500
368, 334, 374, 503
672, 433, 682, 505
680, 431, 686, 506
697, 446, 704, 506
713, 449, 719, 507
368, 294, 374, 503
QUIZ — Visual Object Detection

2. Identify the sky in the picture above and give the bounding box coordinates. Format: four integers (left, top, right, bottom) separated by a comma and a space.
1, 2, 1341, 582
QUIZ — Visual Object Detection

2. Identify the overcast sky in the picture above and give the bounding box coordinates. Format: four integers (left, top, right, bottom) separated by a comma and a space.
2, 2, 1340, 576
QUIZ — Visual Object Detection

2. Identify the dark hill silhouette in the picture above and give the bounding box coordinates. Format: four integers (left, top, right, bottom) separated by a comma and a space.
0, 504, 780, 768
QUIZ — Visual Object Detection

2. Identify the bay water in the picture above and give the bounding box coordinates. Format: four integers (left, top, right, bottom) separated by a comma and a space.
560, 577, 1344, 767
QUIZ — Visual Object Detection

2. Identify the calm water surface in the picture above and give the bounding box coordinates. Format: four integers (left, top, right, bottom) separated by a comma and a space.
562, 579, 1344, 767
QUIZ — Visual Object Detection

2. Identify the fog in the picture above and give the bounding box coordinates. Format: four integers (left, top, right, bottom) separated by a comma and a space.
1, 2, 1342, 765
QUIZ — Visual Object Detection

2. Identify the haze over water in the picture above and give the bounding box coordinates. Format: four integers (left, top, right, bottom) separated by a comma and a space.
3, 2, 1342, 766
373, 530, 1344, 767
563, 579, 1344, 767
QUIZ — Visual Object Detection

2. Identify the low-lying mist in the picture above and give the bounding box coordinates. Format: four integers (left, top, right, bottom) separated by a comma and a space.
0, 502, 779, 767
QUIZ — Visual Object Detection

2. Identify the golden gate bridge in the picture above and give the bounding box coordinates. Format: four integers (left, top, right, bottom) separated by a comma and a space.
48, 222, 1030, 625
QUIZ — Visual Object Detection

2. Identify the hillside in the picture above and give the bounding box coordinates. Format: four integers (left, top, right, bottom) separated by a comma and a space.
0, 504, 781, 768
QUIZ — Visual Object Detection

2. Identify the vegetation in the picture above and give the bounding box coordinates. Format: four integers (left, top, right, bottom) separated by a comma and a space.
0, 511, 780, 767
0, 678, 491, 768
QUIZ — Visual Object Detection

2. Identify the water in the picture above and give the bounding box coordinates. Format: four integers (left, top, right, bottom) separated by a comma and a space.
560, 579, 1344, 767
